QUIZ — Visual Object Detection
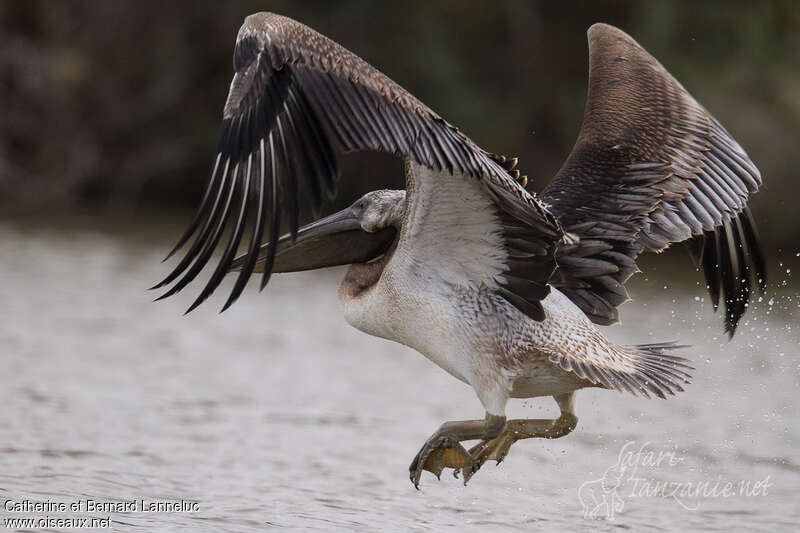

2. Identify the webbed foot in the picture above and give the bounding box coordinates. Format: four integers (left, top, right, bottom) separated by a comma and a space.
408, 414, 505, 489
409, 433, 474, 489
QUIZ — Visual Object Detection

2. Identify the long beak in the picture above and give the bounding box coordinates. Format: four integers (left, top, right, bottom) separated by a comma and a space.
230, 207, 397, 274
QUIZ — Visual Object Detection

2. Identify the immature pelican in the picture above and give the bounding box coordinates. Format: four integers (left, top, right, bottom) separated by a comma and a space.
155, 13, 765, 488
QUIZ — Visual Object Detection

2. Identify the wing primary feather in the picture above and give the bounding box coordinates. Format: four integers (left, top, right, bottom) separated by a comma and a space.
184, 163, 244, 311
740, 207, 767, 292
223, 151, 264, 312
704, 228, 722, 311
285, 89, 323, 213
283, 88, 322, 222
188, 155, 253, 314
152, 157, 232, 291
275, 113, 299, 240
732, 216, 751, 328
156, 158, 238, 303
227, 113, 244, 163
292, 84, 338, 200
259, 134, 281, 290
718, 220, 739, 336
161, 153, 223, 263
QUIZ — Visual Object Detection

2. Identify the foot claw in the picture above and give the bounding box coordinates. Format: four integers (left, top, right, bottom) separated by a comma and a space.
496, 450, 508, 465
462, 466, 475, 485
409, 434, 473, 488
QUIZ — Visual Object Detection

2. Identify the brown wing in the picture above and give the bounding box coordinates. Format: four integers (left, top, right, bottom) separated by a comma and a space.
541, 23, 765, 336
154, 12, 562, 317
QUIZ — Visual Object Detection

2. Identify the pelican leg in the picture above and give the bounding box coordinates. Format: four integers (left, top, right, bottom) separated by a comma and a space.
409, 413, 505, 489
457, 393, 579, 481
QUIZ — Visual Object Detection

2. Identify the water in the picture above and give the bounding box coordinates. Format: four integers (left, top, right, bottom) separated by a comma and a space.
0, 217, 798, 532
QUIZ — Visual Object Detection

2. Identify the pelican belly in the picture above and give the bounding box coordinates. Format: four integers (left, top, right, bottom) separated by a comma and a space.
341, 257, 618, 401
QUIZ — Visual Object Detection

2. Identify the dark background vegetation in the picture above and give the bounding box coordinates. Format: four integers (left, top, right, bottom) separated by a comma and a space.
2, 0, 798, 255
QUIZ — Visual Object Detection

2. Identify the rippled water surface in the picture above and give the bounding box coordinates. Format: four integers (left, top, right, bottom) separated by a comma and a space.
0, 218, 798, 532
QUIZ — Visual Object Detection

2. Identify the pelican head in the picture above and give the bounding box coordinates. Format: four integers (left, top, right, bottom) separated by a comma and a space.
237, 189, 405, 280
352, 189, 406, 233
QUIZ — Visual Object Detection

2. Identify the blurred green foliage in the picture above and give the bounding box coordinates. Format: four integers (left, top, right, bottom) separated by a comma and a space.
1, 0, 798, 253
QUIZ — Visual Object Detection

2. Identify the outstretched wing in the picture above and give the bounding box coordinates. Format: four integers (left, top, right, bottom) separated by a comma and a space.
154, 12, 562, 318
541, 23, 765, 336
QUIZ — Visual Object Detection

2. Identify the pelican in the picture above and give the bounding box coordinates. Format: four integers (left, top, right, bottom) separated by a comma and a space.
154, 13, 765, 488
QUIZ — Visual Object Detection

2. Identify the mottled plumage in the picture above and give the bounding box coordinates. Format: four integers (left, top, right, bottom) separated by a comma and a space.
155, 14, 765, 488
